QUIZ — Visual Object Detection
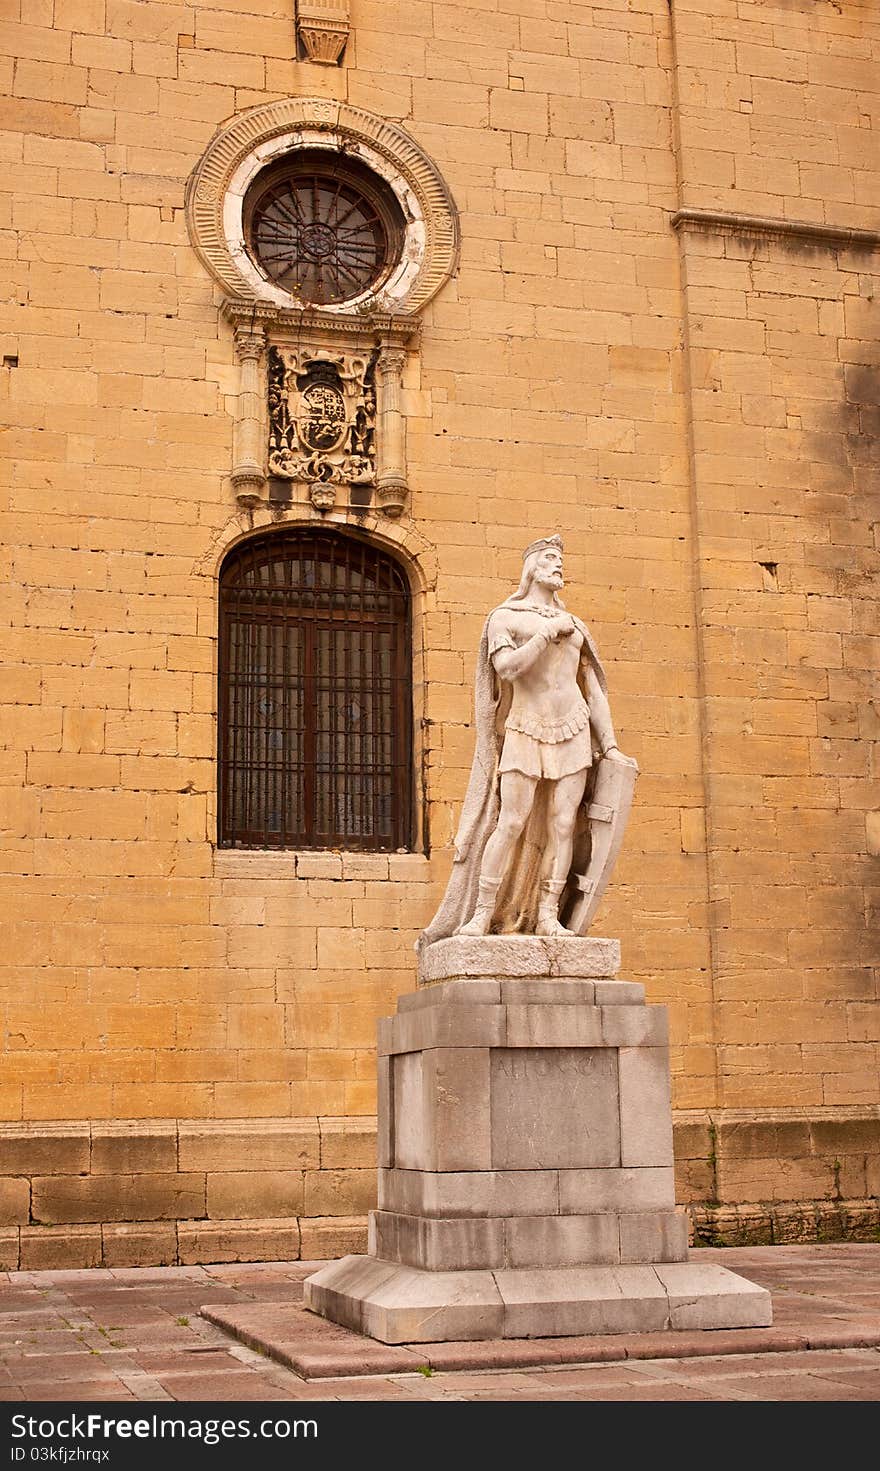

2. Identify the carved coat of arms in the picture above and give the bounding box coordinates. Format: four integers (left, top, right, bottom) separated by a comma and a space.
268, 345, 376, 509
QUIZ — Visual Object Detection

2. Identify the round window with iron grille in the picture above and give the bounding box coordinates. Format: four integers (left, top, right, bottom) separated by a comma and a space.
243, 151, 406, 307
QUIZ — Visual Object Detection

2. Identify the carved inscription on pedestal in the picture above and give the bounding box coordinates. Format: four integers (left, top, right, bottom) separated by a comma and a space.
490, 1048, 620, 1169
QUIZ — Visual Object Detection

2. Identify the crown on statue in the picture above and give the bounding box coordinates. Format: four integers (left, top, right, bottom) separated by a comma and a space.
522, 534, 563, 561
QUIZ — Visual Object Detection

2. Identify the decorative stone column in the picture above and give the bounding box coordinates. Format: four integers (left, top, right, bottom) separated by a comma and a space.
375, 342, 408, 518
231, 326, 267, 507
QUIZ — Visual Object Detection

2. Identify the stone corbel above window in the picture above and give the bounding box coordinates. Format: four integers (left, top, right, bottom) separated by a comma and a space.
186, 98, 459, 519
296, 0, 350, 66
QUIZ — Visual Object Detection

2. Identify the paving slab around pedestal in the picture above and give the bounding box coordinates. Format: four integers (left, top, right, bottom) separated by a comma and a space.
199, 1244, 880, 1380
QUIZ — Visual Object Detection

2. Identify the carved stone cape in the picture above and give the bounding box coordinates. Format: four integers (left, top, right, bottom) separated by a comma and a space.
419, 603, 612, 947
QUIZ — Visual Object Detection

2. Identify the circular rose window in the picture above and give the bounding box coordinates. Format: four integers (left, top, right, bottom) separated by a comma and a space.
243, 151, 406, 307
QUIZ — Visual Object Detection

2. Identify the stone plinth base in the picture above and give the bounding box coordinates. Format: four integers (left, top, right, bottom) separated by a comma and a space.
418, 933, 622, 983
304, 937, 772, 1343
304, 1257, 772, 1345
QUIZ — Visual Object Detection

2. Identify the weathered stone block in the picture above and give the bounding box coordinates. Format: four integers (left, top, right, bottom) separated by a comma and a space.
391, 1051, 428, 1170
503, 1004, 604, 1047
399, 980, 501, 1009
376, 1017, 393, 1058
671, 1115, 713, 1160
20, 1225, 103, 1270
490, 1047, 620, 1169
716, 1154, 833, 1205
600, 1005, 668, 1047
32, 1173, 205, 1225
499, 979, 596, 1005
716, 1118, 812, 1162
618, 1209, 689, 1264
811, 1117, 880, 1155
300, 1215, 368, 1261
206, 1171, 305, 1220
618, 1048, 674, 1168
0, 1177, 30, 1226
370, 1210, 504, 1271
319, 1117, 378, 1169
304, 1168, 377, 1217
0, 1124, 89, 1177
178, 1120, 320, 1172
101, 1222, 177, 1267
503, 1213, 620, 1268
674, 1156, 716, 1203
390, 1004, 506, 1054
392, 1048, 493, 1172
0, 1229, 20, 1270
594, 981, 646, 1005
178, 1218, 301, 1266
497, 1265, 671, 1339
419, 935, 620, 983
656, 1262, 773, 1330
378, 1167, 559, 1219
90, 1122, 177, 1174
558, 1165, 675, 1214
304, 1256, 506, 1344
377, 1055, 393, 1168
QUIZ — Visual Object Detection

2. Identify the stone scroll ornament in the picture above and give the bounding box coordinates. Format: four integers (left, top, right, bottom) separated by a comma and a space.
267, 344, 376, 511
420, 535, 639, 946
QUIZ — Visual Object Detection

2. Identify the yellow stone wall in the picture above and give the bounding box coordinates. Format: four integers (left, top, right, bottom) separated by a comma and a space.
0, 0, 877, 1264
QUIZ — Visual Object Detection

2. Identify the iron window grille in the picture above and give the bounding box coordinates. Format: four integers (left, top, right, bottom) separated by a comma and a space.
243, 150, 406, 307
218, 529, 412, 851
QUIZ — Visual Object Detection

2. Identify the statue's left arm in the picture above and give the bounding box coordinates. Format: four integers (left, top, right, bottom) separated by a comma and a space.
585, 662, 632, 763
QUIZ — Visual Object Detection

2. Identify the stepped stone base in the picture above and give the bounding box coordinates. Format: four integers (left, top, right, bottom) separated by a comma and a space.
305, 936, 773, 1344
304, 1257, 772, 1344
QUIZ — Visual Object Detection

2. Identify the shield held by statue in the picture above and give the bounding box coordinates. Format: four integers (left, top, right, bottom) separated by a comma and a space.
561, 748, 639, 936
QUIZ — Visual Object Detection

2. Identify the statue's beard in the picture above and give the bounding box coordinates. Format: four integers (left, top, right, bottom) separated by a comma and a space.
509, 559, 566, 606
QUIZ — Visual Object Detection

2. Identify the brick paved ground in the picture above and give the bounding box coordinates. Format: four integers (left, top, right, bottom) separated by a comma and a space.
1, 1245, 879, 1402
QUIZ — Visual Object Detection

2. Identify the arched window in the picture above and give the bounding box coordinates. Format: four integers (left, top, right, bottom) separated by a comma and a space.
218, 530, 412, 851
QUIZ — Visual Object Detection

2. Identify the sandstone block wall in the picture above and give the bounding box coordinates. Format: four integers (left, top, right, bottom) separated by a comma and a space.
0, 0, 877, 1261
1, 1110, 876, 1268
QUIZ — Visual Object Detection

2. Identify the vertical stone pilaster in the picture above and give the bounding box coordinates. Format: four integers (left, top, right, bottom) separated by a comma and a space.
375, 342, 408, 517
231, 325, 267, 507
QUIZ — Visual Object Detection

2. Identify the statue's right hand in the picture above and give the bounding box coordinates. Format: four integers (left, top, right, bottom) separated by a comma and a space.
547, 613, 575, 641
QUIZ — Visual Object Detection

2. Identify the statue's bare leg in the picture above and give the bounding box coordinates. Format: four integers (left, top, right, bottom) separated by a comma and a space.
536, 767, 589, 936
458, 771, 537, 936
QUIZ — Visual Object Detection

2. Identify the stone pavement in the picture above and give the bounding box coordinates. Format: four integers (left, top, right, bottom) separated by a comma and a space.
1, 1244, 879, 1402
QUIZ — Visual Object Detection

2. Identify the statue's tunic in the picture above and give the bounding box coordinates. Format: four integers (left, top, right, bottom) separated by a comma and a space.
488, 606, 593, 781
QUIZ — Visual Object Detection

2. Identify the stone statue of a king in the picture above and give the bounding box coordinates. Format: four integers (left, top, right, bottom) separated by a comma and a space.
420, 535, 638, 946
307, 536, 772, 1347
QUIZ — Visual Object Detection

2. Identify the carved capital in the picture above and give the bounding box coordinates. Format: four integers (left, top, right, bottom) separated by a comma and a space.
231, 467, 267, 507
377, 345, 407, 378
375, 475, 408, 518
233, 326, 266, 363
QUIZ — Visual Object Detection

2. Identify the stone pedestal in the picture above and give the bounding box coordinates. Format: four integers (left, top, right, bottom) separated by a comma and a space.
304, 938, 771, 1344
